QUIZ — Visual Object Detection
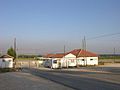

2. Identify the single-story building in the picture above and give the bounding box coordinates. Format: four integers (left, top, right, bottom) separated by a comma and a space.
0, 55, 14, 68
44, 49, 98, 68
44, 53, 77, 68
60, 53, 76, 68
68, 49, 98, 66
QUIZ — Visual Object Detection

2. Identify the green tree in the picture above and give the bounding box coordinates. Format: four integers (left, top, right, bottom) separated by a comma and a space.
7, 47, 16, 60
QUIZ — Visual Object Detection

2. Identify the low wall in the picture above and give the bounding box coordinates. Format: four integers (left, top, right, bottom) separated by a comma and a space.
15, 60, 43, 68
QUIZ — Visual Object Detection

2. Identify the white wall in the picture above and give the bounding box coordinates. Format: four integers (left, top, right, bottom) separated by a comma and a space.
0, 58, 13, 68
77, 57, 98, 66
61, 53, 77, 67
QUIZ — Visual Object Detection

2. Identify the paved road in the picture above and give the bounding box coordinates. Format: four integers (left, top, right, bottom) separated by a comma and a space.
23, 68, 120, 90
0, 72, 73, 90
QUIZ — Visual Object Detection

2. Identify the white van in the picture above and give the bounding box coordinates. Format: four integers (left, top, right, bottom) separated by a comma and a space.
44, 59, 59, 69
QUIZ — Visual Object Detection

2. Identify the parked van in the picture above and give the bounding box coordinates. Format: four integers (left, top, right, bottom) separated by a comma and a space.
44, 59, 60, 69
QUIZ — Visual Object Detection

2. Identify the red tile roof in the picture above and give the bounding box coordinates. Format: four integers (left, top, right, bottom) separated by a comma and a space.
45, 53, 64, 58
45, 49, 98, 58
45, 54, 55, 58
68, 49, 98, 57
67, 49, 81, 56
53, 53, 65, 58
0, 55, 14, 58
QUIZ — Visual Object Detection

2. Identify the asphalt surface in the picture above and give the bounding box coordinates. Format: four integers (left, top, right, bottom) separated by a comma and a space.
0, 72, 73, 90
23, 67, 120, 90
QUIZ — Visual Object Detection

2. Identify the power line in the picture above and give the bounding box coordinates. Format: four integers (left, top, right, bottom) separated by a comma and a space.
87, 32, 120, 40
84, 32, 120, 54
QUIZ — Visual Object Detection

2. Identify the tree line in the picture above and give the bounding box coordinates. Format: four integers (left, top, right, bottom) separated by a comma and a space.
0, 47, 42, 59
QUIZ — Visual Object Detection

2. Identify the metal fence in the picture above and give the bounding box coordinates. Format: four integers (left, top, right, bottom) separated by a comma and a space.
15, 60, 43, 68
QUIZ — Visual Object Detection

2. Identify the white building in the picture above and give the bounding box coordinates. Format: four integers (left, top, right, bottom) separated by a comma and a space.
61, 53, 76, 68
45, 53, 77, 68
68, 49, 98, 66
0, 55, 14, 68
45, 49, 98, 68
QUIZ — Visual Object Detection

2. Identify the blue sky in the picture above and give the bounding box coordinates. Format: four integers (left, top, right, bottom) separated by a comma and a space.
0, 0, 120, 54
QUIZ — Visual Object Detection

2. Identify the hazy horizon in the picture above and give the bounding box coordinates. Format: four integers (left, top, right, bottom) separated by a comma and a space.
0, 0, 120, 55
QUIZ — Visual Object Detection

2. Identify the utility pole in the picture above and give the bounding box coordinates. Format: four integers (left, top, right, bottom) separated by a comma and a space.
14, 38, 16, 55
82, 39, 85, 66
64, 45, 67, 68
82, 36, 87, 66
64, 45, 65, 57
84, 36, 87, 66
14, 38, 17, 68
114, 48, 115, 63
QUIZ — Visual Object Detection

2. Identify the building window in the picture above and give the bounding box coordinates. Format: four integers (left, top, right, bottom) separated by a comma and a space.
53, 60, 57, 63
2, 59, 5, 62
9, 60, 11, 62
71, 59, 74, 63
82, 59, 84, 61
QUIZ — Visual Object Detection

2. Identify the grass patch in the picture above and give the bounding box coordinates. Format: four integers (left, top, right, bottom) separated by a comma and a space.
0, 68, 16, 73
